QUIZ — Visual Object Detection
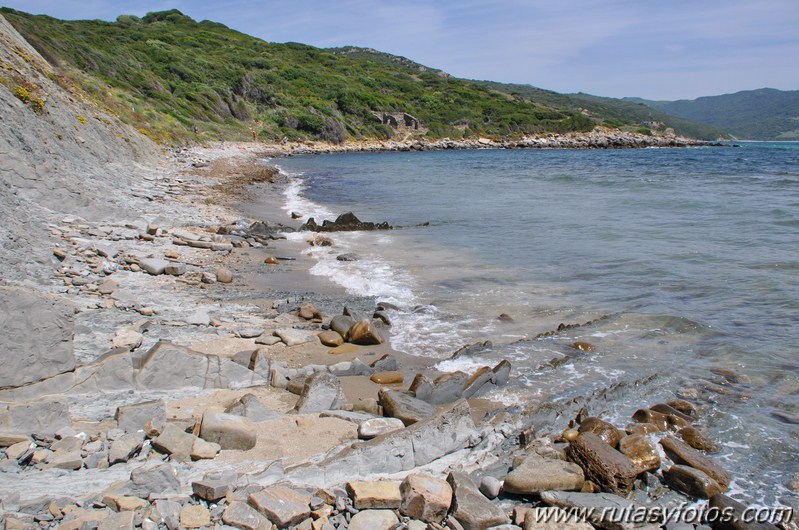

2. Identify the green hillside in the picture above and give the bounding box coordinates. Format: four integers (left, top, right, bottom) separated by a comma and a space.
626, 88, 799, 140
473, 81, 728, 141
0, 8, 726, 145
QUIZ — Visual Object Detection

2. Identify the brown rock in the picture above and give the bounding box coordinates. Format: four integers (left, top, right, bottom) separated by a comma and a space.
346, 480, 402, 510
318, 330, 344, 347
400, 473, 452, 524
666, 399, 698, 418
631, 408, 669, 431
180, 505, 211, 529
650, 403, 695, 423
464, 366, 491, 389
570, 341, 595, 352
298, 303, 321, 320
663, 465, 723, 499
565, 432, 639, 496
264, 256, 279, 265
370, 371, 404, 385
503, 454, 585, 494
102, 494, 148, 512
659, 436, 731, 490
215, 268, 233, 283
346, 319, 384, 345
578, 417, 621, 447
248, 486, 311, 528
678, 426, 719, 452
624, 422, 660, 435
618, 434, 660, 473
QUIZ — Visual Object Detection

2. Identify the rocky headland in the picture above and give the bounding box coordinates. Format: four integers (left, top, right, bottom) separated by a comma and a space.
0, 14, 792, 530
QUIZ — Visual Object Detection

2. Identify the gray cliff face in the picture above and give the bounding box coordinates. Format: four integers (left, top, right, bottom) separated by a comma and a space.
0, 14, 159, 282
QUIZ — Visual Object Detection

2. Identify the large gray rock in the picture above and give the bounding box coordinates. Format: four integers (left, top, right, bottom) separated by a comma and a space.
134, 341, 265, 390
114, 400, 166, 433
226, 393, 280, 421
200, 411, 257, 450
152, 423, 197, 461
0, 400, 71, 436
294, 372, 347, 413
139, 258, 170, 275
287, 400, 477, 487
0, 287, 76, 389
540, 491, 661, 530
120, 463, 181, 498
378, 388, 436, 426
109, 432, 145, 465
503, 454, 585, 494
447, 472, 510, 530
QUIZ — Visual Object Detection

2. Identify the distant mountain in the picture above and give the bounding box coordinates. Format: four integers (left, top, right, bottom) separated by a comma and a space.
625, 88, 799, 141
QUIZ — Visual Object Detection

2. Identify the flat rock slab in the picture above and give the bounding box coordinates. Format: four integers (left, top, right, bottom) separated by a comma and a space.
139, 258, 171, 275
153, 423, 197, 462
358, 417, 405, 439
565, 432, 638, 496
346, 480, 402, 510
223, 501, 270, 530
659, 436, 731, 490
275, 328, 316, 347
0, 287, 76, 389
503, 454, 585, 494
248, 486, 311, 528
200, 411, 257, 450
347, 509, 399, 530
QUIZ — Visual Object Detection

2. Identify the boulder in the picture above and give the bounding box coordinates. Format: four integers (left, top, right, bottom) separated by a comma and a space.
223, 501, 271, 530
190, 437, 221, 460
400, 473, 452, 523
565, 432, 639, 496
578, 417, 622, 447
618, 434, 660, 473
226, 393, 280, 421
708, 494, 782, 530
503, 454, 585, 494
318, 330, 344, 347
0, 287, 76, 389
248, 486, 311, 528
677, 426, 718, 452
109, 432, 145, 465
663, 465, 723, 499
180, 505, 211, 529
200, 411, 257, 450
192, 471, 238, 502
215, 268, 233, 283
479, 476, 502, 500
112, 329, 143, 351
139, 258, 170, 275
347, 509, 399, 530
164, 262, 186, 276
659, 436, 730, 490
328, 315, 354, 337
125, 463, 180, 498
378, 388, 436, 426
347, 319, 385, 345
114, 400, 165, 433
358, 417, 405, 439
152, 423, 197, 461
346, 480, 402, 509
294, 372, 347, 413
447, 472, 510, 530
275, 328, 316, 347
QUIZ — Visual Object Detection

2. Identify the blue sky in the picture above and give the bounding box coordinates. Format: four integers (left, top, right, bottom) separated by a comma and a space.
2, 0, 797, 100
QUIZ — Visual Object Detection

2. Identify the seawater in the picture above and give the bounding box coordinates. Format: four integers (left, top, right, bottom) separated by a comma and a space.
270, 143, 799, 507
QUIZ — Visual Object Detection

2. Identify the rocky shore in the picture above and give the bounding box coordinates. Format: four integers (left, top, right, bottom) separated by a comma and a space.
1, 16, 791, 530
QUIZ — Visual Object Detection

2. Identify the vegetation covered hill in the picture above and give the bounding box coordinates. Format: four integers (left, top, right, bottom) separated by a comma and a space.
626, 88, 799, 140
1, 8, 724, 144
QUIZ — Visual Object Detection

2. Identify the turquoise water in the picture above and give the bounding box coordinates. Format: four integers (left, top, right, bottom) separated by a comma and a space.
272, 143, 799, 506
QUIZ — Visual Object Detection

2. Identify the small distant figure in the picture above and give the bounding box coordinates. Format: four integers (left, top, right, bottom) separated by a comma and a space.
282, 137, 288, 144
192, 123, 198, 134
251, 129, 257, 141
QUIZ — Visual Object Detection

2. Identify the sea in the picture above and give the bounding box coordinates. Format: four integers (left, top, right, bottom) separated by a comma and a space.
269, 142, 799, 508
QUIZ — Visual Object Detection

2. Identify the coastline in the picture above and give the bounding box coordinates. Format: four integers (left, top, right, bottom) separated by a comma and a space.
1, 142, 795, 529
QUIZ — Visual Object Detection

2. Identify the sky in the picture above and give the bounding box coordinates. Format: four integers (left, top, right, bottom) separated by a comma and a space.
1, 0, 798, 101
